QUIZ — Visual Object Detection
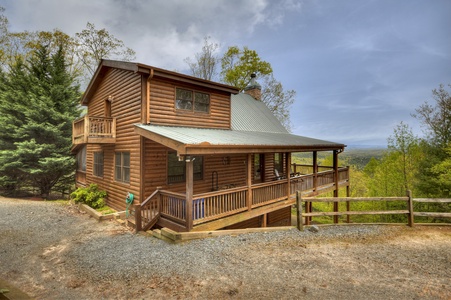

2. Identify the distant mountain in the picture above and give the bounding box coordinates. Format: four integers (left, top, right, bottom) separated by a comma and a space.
341, 147, 387, 169
346, 144, 387, 150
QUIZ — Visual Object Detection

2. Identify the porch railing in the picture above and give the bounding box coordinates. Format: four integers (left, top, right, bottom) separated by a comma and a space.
252, 181, 288, 207
160, 191, 187, 224
72, 115, 116, 145
135, 166, 350, 231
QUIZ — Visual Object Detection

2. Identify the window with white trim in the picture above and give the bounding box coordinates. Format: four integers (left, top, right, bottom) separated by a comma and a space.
115, 152, 130, 183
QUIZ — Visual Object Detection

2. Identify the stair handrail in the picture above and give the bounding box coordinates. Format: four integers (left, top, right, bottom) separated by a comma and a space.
135, 188, 161, 232
141, 188, 160, 207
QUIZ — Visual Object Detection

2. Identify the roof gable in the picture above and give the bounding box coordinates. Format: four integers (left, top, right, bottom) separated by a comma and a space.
81, 59, 239, 105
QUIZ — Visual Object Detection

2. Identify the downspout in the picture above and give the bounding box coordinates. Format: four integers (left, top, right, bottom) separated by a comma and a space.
146, 68, 154, 124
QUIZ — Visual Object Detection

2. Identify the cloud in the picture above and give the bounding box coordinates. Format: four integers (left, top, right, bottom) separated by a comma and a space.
5, 0, 302, 70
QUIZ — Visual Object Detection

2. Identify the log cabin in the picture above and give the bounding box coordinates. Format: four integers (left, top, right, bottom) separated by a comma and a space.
72, 59, 349, 232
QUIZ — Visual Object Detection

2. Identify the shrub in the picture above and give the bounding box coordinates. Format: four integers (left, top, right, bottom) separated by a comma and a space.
70, 184, 107, 209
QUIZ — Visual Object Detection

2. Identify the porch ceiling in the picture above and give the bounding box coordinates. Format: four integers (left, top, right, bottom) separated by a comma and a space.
134, 124, 346, 155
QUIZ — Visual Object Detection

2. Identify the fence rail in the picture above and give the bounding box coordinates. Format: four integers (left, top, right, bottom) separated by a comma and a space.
296, 191, 451, 230
412, 198, 451, 219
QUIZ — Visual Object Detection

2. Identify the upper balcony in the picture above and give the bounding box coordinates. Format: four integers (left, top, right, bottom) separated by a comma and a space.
72, 115, 116, 146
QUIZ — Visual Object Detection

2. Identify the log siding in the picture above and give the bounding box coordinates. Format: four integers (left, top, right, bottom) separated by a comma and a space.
84, 68, 142, 210
148, 78, 231, 129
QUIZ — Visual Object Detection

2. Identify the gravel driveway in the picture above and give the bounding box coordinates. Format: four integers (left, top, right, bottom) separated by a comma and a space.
0, 197, 450, 300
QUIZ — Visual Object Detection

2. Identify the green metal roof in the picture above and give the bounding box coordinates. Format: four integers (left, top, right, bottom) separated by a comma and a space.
231, 93, 288, 133
135, 123, 340, 147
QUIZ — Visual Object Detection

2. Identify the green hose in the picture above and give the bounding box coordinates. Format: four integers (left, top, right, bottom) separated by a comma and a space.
125, 192, 134, 218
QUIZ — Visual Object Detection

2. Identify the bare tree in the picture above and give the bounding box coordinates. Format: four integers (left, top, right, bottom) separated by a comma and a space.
75, 22, 136, 76
261, 74, 296, 131
184, 36, 219, 81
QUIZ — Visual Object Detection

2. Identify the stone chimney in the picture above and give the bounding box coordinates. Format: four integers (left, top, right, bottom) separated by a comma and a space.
244, 73, 261, 100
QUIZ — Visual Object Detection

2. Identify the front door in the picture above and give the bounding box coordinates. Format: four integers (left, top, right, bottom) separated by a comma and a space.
105, 99, 112, 117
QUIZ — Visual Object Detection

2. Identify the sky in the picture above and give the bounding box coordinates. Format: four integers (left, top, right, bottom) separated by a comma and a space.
2, 0, 451, 147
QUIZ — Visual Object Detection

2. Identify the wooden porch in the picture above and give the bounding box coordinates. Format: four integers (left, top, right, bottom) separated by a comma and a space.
72, 115, 116, 145
134, 166, 350, 232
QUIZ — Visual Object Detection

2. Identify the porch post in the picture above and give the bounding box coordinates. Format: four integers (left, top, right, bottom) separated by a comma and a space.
333, 150, 339, 223
313, 151, 318, 193
185, 157, 194, 231
346, 185, 350, 223
286, 152, 291, 201
308, 151, 318, 224
247, 153, 252, 211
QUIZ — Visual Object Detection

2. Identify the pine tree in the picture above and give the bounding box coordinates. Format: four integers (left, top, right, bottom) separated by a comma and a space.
0, 43, 81, 197
0, 59, 31, 193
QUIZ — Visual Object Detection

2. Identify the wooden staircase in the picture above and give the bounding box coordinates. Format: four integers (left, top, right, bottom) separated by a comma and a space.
134, 189, 160, 232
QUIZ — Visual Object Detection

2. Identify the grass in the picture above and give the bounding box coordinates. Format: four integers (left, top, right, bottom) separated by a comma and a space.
95, 205, 117, 215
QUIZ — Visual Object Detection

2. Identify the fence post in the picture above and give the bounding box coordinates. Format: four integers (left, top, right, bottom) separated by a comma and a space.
346, 185, 350, 223
134, 204, 142, 233
305, 200, 311, 225
296, 191, 303, 231
407, 190, 414, 227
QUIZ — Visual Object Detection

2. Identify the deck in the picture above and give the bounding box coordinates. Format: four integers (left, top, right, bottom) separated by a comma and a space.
135, 166, 350, 232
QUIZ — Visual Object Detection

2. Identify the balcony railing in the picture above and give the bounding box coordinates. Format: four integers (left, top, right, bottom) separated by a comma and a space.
72, 116, 116, 145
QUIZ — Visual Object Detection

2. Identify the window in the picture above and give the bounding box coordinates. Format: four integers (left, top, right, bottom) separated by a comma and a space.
254, 154, 265, 182
93, 152, 104, 177
194, 92, 210, 112
76, 146, 86, 172
167, 152, 203, 183
274, 153, 284, 174
115, 152, 130, 183
175, 88, 210, 113
176, 88, 193, 110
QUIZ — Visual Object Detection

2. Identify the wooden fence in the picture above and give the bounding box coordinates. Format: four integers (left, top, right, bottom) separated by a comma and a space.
296, 191, 451, 230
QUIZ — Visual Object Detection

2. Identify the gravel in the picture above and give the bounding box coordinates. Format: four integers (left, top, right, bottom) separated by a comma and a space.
0, 197, 450, 300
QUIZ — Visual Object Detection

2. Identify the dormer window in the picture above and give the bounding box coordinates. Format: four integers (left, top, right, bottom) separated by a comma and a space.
176, 88, 210, 113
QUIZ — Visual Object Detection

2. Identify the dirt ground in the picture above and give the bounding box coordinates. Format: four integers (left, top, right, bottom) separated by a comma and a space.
0, 197, 450, 300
